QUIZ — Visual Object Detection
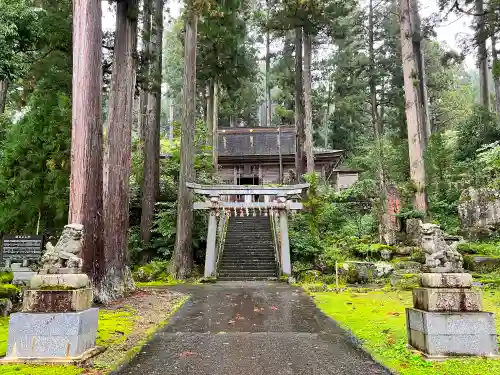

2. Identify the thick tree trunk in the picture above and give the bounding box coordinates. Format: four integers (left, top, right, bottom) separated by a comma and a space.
70, 0, 104, 286
410, 0, 431, 148
0, 80, 8, 114
294, 26, 306, 180
171, 11, 198, 279
400, 0, 428, 214
476, 0, 489, 108
491, 35, 500, 122
213, 81, 219, 171
303, 31, 314, 174
140, 0, 163, 243
265, 0, 271, 127
101, 0, 138, 303
138, 0, 151, 141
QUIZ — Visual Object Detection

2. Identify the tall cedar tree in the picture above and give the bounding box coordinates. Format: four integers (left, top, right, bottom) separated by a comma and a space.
171, 6, 198, 279
101, 0, 138, 303
69, 0, 105, 286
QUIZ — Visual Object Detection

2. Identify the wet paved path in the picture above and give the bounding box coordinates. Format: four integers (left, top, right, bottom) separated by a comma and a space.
114, 283, 391, 375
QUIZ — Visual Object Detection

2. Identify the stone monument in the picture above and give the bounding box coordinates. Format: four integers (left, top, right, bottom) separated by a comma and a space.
406, 222, 498, 359
0, 224, 101, 364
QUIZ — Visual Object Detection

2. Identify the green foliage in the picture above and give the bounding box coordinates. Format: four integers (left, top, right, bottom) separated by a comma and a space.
456, 106, 500, 162
0, 272, 13, 284
133, 260, 171, 282
97, 308, 137, 347
458, 241, 500, 256
313, 290, 500, 374
477, 141, 500, 189
0, 284, 20, 300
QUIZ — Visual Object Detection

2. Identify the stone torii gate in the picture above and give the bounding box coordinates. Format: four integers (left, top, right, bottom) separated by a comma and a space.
187, 183, 309, 278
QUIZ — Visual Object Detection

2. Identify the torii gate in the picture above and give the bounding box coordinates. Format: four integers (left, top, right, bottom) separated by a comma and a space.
187, 183, 309, 278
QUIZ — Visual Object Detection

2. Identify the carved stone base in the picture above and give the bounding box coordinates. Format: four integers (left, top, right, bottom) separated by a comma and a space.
420, 273, 472, 288
30, 274, 90, 290
412, 287, 482, 312
406, 308, 498, 357
22, 288, 93, 313
3, 309, 99, 360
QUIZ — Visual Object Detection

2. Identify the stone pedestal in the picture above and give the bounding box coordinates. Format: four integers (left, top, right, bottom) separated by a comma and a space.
0, 273, 101, 363
406, 273, 498, 359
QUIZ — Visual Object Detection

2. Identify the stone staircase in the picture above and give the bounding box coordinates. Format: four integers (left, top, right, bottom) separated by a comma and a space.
218, 216, 278, 281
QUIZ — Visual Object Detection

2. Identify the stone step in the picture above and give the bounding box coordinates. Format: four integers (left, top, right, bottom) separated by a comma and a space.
217, 276, 278, 281
219, 259, 276, 265
219, 270, 277, 276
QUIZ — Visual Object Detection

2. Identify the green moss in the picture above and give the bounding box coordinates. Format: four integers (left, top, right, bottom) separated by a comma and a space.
97, 308, 137, 347
38, 285, 78, 291
0, 365, 81, 375
135, 279, 183, 288
0, 284, 20, 300
311, 290, 500, 375
458, 242, 500, 256
0, 272, 13, 284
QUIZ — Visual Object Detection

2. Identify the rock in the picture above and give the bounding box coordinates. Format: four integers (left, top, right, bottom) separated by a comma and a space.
458, 188, 500, 239
30, 274, 90, 290
394, 246, 413, 256
406, 218, 423, 246
390, 273, 419, 290
420, 273, 473, 288
394, 260, 422, 273
0, 298, 13, 316
380, 249, 392, 260
464, 255, 500, 273
374, 262, 394, 278
343, 261, 375, 284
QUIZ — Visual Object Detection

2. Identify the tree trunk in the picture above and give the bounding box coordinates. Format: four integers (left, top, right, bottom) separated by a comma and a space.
265, 0, 271, 127
400, 0, 428, 214
70, 0, 104, 287
294, 26, 306, 180
303, 30, 314, 174
213, 81, 219, 171
410, 0, 431, 148
101, 0, 138, 303
140, 0, 163, 243
369, 0, 391, 244
138, 0, 151, 141
476, 0, 489, 108
206, 82, 214, 148
0, 80, 8, 114
171, 10, 197, 279
491, 35, 500, 122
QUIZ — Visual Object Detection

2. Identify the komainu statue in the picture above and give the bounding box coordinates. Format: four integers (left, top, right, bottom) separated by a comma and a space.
420, 222, 464, 273
40, 224, 84, 271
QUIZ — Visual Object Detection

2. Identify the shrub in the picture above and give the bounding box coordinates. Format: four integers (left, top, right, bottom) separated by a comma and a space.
132, 260, 171, 282
0, 284, 20, 301
0, 272, 13, 284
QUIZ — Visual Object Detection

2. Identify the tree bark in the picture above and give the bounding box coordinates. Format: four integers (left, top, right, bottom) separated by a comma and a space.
0, 80, 8, 114
171, 10, 198, 279
303, 30, 314, 174
101, 0, 138, 303
294, 26, 306, 180
400, 0, 428, 214
410, 0, 431, 148
491, 35, 500, 122
265, 0, 271, 127
70, 0, 104, 286
140, 0, 163, 243
369, 0, 391, 244
213, 81, 219, 171
206, 82, 214, 148
476, 0, 489, 109
138, 0, 151, 141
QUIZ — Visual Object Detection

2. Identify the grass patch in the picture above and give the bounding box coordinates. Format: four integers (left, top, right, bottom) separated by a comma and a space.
312, 289, 500, 375
0, 292, 187, 374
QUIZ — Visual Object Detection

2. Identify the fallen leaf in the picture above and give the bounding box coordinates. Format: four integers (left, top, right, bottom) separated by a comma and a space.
271, 306, 278, 311
180, 351, 196, 357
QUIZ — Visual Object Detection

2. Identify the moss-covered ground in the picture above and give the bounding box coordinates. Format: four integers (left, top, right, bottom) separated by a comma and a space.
312, 289, 500, 375
0, 293, 187, 374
